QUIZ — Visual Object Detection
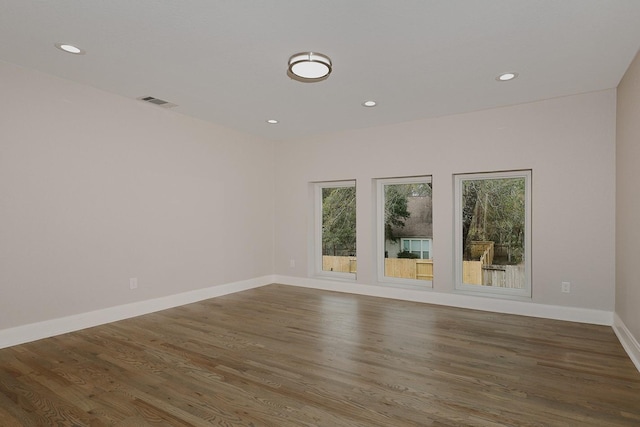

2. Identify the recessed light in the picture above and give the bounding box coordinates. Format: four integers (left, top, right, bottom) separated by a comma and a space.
55, 43, 86, 55
266, 119, 279, 124
496, 72, 518, 82
362, 100, 377, 107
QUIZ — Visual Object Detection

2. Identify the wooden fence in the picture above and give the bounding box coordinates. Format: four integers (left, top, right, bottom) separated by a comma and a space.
385, 258, 433, 281
463, 262, 525, 289
322, 254, 521, 288
482, 264, 525, 288
468, 241, 494, 265
322, 256, 433, 281
463, 261, 483, 285
463, 241, 498, 286
323, 256, 357, 273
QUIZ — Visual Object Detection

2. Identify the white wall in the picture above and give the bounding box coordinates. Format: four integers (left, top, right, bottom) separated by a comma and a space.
274, 90, 616, 313
0, 61, 275, 330
616, 51, 640, 345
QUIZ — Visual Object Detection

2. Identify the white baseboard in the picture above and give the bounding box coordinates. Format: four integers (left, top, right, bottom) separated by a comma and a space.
274, 275, 614, 326
3, 274, 626, 368
0, 275, 275, 350
613, 313, 640, 373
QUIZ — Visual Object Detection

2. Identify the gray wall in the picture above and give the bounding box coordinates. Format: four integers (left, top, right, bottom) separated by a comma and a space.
0, 61, 275, 329
274, 89, 616, 312
616, 50, 640, 341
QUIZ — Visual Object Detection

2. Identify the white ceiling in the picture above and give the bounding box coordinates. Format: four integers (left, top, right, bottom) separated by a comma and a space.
2, 1, 640, 141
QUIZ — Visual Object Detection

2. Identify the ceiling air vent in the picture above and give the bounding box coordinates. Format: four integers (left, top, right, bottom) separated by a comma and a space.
137, 96, 178, 108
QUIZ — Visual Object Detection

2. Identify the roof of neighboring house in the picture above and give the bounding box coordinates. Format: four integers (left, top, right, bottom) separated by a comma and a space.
390, 196, 433, 238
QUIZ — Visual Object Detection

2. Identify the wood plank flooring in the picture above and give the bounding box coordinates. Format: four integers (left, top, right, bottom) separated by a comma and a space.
1, 284, 639, 426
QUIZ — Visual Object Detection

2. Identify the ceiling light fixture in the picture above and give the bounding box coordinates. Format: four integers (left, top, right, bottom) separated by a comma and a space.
496, 72, 518, 81
266, 119, 279, 124
55, 43, 86, 55
287, 52, 332, 82
362, 100, 377, 107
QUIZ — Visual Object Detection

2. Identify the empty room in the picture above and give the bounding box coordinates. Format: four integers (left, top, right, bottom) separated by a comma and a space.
2, 1, 640, 425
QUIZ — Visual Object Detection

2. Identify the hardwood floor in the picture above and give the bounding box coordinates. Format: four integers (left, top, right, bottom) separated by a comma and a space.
1, 284, 639, 426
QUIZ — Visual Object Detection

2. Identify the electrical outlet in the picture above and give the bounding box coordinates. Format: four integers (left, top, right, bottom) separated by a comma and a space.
289, 259, 296, 268
129, 278, 138, 290
561, 281, 570, 293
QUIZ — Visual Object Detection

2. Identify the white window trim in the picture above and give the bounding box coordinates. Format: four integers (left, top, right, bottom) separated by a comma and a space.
376, 176, 433, 288
453, 170, 532, 299
314, 180, 357, 281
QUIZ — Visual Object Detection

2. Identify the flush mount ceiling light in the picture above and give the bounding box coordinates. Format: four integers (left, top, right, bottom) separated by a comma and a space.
362, 100, 377, 107
55, 43, 86, 55
287, 52, 332, 82
496, 72, 518, 81
266, 119, 279, 124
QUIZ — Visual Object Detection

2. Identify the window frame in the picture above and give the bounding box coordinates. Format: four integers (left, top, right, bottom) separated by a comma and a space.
314, 180, 357, 281
376, 176, 433, 288
453, 170, 532, 298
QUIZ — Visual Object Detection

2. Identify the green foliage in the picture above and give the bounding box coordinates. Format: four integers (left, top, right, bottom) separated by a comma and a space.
322, 186, 356, 255
397, 250, 419, 259
384, 185, 411, 241
384, 182, 432, 241
321, 181, 433, 256
462, 177, 525, 263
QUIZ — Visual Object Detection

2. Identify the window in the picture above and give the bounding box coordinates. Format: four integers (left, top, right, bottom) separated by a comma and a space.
315, 181, 356, 279
401, 238, 432, 259
454, 170, 531, 298
377, 176, 433, 286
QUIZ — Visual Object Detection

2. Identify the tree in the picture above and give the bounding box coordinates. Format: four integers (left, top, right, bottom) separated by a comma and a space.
321, 182, 433, 256
384, 185, 411, 241
384, 182, 432, 241
462, 177, 525, 263
322, 186, 356, 255
461, 181, 479, 254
